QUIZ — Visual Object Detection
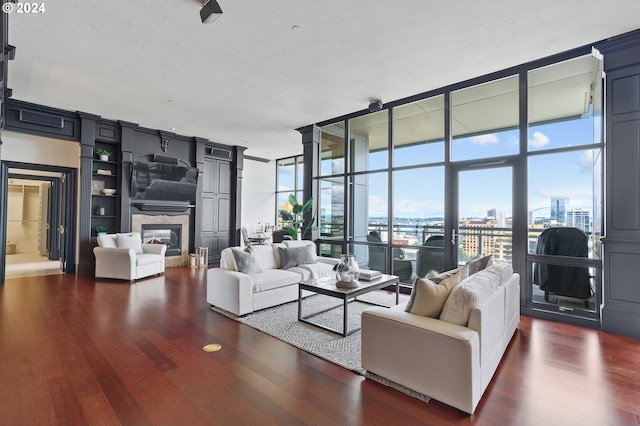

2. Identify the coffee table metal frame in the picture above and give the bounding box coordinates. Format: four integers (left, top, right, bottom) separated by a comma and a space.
297, 274, 399, 337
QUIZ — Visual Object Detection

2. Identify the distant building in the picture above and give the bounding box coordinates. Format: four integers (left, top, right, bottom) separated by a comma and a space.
550, 197, 569, 224
567, 209, 592, 233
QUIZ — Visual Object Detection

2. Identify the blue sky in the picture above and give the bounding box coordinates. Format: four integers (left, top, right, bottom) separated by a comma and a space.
282, 115, 599, 222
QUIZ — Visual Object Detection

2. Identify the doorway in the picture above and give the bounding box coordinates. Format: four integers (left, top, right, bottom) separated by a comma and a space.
1, 161, 77, 284
452, 164, 513, 267
5, 173, 62, 278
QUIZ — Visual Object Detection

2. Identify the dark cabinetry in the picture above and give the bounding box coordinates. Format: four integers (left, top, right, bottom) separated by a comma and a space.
600, 34, 640, 338
90, 140, 120, 236
201, 151, 231, 261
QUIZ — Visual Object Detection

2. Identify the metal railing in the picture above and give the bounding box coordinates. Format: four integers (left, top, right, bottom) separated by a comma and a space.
318, 221, 600, 262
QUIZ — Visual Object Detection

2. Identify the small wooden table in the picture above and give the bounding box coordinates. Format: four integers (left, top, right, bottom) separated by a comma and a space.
298, 274, 399, 337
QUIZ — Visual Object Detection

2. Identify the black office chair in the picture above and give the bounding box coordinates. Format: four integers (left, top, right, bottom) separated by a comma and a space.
533, 227, 592, 307
366, 231, 412, 281
416, 235, 445, 278
271, 229, 291, 243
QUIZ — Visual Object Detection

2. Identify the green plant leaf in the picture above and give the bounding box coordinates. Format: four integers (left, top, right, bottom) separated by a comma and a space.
302, 197, 313, 212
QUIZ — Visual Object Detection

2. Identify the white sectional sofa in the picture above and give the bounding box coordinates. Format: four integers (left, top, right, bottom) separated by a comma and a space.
207, 240, 339, 316
361, 260, 520, 414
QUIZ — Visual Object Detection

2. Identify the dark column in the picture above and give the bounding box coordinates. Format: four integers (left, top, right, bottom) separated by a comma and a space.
300, 124, 320, 240
77, 112, 101, 277
230, 146, 246, 247
598, 30, 640, 338
119, 121, 139, 232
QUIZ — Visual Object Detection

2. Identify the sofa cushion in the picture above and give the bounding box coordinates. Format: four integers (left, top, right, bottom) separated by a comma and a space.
466, 254, 494, 276
405, 267, 468, 317
252, 245, 279, 270
231, 247, 262, 275
426, 265, 468, 284
252, 269, 302, 292
289, 262, 335, 281
278, 245, 316, 269
220, 247, 237, 270
96, 234, 118, 248
136, 253, 162, 266
491, 261, 514, 284
439, 263, 503, 326
116, 232, 143, 254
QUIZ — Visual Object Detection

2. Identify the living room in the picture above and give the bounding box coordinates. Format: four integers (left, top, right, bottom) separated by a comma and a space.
2, 2, 640, 424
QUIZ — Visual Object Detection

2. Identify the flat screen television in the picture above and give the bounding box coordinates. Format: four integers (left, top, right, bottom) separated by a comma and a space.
131, 155, 198, 203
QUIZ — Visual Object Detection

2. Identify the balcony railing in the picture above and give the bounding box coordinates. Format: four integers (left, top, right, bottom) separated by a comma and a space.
318, 221, 600, 262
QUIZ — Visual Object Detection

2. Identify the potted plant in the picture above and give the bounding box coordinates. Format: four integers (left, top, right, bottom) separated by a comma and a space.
279, 194, 314, 240
95, 225, 108, 236
96, 149, 112, 161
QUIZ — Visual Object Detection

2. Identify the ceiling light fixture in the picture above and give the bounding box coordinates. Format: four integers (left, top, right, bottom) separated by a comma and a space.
200, 0, 223, 23
368, 99, 383, 112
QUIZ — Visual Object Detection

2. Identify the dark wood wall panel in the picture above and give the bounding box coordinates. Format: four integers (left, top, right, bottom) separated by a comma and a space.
609, 251, 640, 304
217, 198, 230, 232
201, 197, 215, 232
611, 74, 640, 115
611, 120, 640, 231
601, 33, 640, 338
218, 162, 231, 194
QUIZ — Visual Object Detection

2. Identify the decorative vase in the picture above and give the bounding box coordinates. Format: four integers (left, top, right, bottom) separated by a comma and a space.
99, 154, 109, 161
297, 227, 302, 241
340, 254, 360, 282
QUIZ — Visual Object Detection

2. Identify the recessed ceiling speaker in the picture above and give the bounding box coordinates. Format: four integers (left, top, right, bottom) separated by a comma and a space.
200, 0, 223, 23
368, 99, 383, 112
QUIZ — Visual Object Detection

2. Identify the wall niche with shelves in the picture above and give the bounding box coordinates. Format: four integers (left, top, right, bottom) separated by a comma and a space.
91, 140, 120, 236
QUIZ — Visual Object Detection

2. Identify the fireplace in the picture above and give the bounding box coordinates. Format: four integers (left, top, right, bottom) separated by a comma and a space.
141, 224, 182, 257
132, 214, 190, 267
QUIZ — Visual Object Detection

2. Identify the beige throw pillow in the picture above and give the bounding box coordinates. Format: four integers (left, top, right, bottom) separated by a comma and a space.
405, 266, 468, 318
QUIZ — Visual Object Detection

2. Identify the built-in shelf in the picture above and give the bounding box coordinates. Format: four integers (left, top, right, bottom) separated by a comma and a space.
90, 139, 121, 237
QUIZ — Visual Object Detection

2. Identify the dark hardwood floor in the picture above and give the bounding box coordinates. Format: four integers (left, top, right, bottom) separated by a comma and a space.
1, 268, 639, 425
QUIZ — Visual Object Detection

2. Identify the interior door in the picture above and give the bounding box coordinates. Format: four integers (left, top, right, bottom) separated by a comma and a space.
453, 165, 513, 266
47, 178, 60, 261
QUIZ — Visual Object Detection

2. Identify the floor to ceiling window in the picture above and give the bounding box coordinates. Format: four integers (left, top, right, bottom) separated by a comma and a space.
307, 48, 603, 325
526, 54, 603, 319
276, 155, 304, 230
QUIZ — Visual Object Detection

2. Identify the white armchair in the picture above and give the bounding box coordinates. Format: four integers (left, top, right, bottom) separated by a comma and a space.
94, 232, 166, 280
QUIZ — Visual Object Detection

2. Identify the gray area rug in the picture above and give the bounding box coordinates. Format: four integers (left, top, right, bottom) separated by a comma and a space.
211, 291, 431, 403
212, 291, 404, 374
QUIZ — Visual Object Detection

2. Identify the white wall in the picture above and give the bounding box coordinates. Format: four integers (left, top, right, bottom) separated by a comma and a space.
241, 159, 276, 234
2, 131, 80, 167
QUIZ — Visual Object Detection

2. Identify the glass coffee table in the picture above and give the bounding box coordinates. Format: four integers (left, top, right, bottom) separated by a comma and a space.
298, 274, 399, 337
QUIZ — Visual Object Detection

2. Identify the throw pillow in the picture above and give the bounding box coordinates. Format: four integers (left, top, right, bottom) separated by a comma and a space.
278, 245, 317, 269
427, 265, 468, 284
231, 247, 262, 275
405, 267, 467, 317
116, 232, 143, 254
439, 265, 502, 326
466, 255, 493, 276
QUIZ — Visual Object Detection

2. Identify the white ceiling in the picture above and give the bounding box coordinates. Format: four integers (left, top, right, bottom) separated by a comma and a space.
7, 1, 640, 160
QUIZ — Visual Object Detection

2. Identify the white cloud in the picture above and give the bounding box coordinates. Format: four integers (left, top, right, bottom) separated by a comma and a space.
529, 131, 550, 148
578, 150, 594, 172
470, 134, 499, 145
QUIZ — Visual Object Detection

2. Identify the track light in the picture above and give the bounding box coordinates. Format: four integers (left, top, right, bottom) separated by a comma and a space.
200, 0, 222, 23
368, 99, 383, 112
